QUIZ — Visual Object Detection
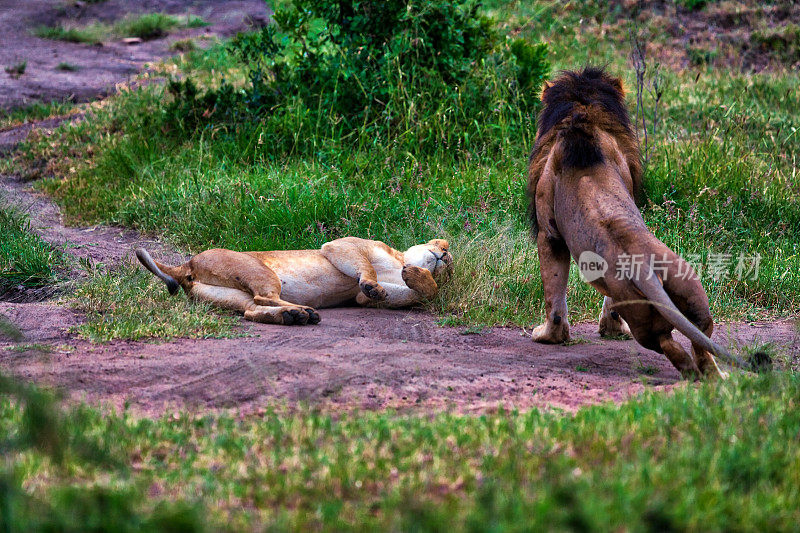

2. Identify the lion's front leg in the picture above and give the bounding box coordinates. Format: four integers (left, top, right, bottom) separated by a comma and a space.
353, 265, 437, 308
531, 232, 571, 344
191, 282, 319, 325
401, 265, 438, 299
598, 296, 632, 338
321, 239, 387, 301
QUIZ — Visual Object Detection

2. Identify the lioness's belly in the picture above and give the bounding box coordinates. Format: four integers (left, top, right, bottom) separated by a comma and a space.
248, 250, 361, 308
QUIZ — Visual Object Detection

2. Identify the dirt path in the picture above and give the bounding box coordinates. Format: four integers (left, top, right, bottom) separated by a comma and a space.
1, 301, 796, 415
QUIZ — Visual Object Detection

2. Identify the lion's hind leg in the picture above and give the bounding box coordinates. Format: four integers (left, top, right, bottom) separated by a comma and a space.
531, 232, 570, 344
192, 250, 319, 325
690, 323, 727, 380
658, 333, 701, 380
321, 238, 387, 302
190, 282, 318, 326
598, 296, 632, 338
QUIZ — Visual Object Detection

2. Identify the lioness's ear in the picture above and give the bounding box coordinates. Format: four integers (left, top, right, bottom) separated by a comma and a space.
429, 239, 449, 250
613, 77, 625, 97
540, 81, 552, 101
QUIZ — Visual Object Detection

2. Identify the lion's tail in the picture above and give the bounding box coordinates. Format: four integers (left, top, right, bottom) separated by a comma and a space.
135, 248, 184, 296
631, 274, 747, 369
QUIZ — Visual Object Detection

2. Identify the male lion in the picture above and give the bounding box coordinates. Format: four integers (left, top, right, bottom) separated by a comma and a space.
527, 67, 738, 379
135, 237, 452, 325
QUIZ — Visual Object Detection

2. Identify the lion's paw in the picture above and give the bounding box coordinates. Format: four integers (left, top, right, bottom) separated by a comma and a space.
530, 321, 570, 344
281, 307, 311, 326
360, 281, 387, 301
304, 307, 321, 325
598, 311, 632, 339
402, 265, 436, 298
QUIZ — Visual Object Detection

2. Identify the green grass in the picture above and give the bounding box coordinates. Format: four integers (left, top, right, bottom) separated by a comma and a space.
2, 372, 800, 530
4, 60, 26, 78
55, 61, 79, 72
169, 38, 196, 52
33, 13, 208, 44
33, 23, 108, 44
69, 264, 241, 342
0, 202, 63, 293
115, 13, 181, 40
0, 100, 74, 129
183, 14, 209, 29
19, 66, 799, 326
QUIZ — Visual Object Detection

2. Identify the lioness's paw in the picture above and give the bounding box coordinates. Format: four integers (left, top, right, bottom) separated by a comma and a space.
360, 281, 387, 301
281, 307, 310, 326
402, 265, 436, 297
305, 307, 321, 325
530, 321, 570, 344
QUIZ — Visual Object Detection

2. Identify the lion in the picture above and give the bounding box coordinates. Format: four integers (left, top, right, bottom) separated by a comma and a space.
527, 67, 743, 379
135, 237, 452, 325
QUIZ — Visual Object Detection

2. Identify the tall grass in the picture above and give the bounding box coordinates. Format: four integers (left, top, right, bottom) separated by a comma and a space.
70, 264, 240, 342
32, 13, 208, 44
25, 66, 797, 324
0, 202, 63, 293
33, 23, 108, 44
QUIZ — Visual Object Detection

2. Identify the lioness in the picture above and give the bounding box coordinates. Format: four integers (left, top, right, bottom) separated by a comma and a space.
527, 67, 739, 379
135, 237, 452, 325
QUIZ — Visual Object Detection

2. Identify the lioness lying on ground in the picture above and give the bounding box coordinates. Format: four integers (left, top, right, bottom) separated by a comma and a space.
135, 237, 452, 325
527, 67, 740, 379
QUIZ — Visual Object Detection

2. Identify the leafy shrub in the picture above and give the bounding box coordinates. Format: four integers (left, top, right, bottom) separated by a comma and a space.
751, 24, 800, 64
165, 0, 549, 156
675, 0, 711, 10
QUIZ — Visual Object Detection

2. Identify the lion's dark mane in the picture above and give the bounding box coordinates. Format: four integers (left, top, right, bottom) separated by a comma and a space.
527, 67, 643, 233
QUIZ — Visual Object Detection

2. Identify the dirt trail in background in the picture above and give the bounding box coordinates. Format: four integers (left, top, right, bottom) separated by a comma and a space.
1, 0, 798, 416
0, 169, 185, 267
0, 0, 269, 110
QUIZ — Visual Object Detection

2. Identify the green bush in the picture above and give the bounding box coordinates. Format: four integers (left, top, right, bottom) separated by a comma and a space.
751, 24, 800, 63
166, 0, 549, 156
675, 0, 710, 10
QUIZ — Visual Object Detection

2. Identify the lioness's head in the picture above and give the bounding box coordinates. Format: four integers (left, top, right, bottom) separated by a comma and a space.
404, 239, 453, 279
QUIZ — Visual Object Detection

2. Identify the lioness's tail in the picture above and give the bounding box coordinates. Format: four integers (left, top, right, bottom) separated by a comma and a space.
632, 275, 747, 369
135, 248, 182, 295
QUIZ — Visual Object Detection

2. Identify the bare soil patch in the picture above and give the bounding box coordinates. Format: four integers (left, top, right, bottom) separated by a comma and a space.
602, 1, 800, 71
0, 170, 185, 267
1, 302, 797, 416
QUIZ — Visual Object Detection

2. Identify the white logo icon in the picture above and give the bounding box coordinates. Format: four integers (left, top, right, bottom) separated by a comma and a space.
578, 251, 608, 282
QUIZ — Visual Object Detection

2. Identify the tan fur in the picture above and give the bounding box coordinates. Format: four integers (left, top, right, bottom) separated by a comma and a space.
527, 69, 727, 379
136, 237, 452, 326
